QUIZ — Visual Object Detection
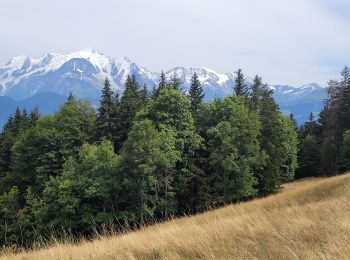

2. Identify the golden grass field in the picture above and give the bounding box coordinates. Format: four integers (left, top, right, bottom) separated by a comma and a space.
1, 173, 350, 260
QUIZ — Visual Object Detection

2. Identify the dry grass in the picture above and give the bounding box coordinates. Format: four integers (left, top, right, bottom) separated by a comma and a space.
2, 173, 350, 260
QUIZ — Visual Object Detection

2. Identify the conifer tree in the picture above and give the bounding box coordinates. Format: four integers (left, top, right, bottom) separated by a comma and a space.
139, 88, 203, 213
341, 130, 350, 171
30, 106, 40, 126
234, 69, 248, 97
169, 74, 181, 90
189, 72, 205, 115
320, 137, 337, 176
296, 135, 320, 178
256, 87, 285, 195
155, 71, 168, 97
96, 78, 115, 141
140, 84, 149, 105
116, 75, 143, 149
289, 113, 298, 131
66, 92, 75, 104
250, 75, 262, 110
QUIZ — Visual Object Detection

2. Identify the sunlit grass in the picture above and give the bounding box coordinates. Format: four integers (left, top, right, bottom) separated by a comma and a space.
2, 173, 350, 259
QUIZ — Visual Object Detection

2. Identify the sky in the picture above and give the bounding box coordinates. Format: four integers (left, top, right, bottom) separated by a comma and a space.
1, 0, 350, 86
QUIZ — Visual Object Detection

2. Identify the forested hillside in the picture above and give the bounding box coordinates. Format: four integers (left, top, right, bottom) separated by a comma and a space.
0, 67, 348, 250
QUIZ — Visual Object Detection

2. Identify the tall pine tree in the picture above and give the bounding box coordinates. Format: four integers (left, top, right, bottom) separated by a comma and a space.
234, 69, 248, 97
115, 75, 143, 150
189, 72, 205, 116
249, 75, 263, 110
96, 78, 115, 141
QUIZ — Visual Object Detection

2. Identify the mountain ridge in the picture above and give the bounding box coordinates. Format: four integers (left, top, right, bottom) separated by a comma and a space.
0, 49, 327, 125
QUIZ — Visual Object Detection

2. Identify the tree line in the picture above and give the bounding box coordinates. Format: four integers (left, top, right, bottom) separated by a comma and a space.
0, 68, 315, 248
296, 67, 350, 178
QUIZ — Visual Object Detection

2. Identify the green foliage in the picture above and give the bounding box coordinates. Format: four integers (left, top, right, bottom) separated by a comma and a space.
256, 88, 286, 195
138, 88, 203, 213
249, 75, 263, 110
319, 67, 350, 174
189, 73, 205, 116
207, 97, 262, 203
169, 74, 181, 90
115, 75, 144, 150
29, 141, 120, 234
0, 73, 301, 248
341, 130, 350, 171
96, 78, 115, 141
320, 137, 337, 176
10, 100, 95, 195
0, 108, 36, 181
154, 71, 168, 97
280, 117, 299, 182
296, 135, 320, 178
120, 120, 179, 222
234, 69, 248, 97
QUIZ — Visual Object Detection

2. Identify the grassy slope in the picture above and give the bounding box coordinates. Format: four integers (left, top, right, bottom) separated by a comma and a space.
2, 173, 350, 260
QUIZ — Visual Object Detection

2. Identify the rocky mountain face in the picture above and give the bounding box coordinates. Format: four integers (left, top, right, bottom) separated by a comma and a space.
0, 49, 326, 127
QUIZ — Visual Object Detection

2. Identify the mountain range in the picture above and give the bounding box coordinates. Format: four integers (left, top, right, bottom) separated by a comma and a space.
0, 49, 326, 128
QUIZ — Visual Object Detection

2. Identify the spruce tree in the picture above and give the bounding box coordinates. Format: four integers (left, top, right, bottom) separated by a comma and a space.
189, 72, 205, 115
320, 137, 337, 176
341, 130, 350, 171
250, 75, 262, 110
30, 106, 40, 126
170, 74, 181, 90
234, 69, 248, 97
96, 78, 115, 141
140, 84, 149, 105
155, 71, 168, 97
289, 113, 298, 131
296, 135, 320, 178
116, 75, 143, 150
66, 92, 75, 104
256, 87, 285, 195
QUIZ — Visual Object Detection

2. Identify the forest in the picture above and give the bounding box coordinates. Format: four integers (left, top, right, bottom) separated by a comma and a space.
0, 67, 349, 249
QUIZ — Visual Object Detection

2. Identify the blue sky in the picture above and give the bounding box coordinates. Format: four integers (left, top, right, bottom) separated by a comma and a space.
0, 0, 349, 86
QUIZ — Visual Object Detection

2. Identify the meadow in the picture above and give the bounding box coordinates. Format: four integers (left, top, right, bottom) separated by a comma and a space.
2, 173, 349, 260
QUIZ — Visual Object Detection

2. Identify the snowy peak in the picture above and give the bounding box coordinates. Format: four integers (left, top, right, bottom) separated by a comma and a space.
0, 49, 326, 123
0, 49, 327, 125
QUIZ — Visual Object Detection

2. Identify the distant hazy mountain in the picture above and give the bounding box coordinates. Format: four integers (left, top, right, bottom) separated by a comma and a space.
0, 49, 326, 127
0, 92, 66, 128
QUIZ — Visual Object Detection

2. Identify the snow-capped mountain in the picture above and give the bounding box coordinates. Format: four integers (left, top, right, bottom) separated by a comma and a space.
0, 49, 236, 101
0, 49, 326, 126
0, 49, 158, 100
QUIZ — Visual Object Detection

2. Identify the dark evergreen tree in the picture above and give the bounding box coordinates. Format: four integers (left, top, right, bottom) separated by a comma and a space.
169, 74, 181, 90
30, 106, 40, 126
116, 75, 143, 150
296, 135, 320, 178
189, 72, 205, 116
256, 88, 285, 195
66, 92, 75, 104
155, 71, 168, 97
341, 130, 350, 171
289, 113, 298, 131
249, 75, 263, 110
140, 84, 149, 105
96, 78, 115, 141
0, 108, 32, 186
234, 69, 248, 97
320, 137, 337, 176
139, 88, 203, 214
